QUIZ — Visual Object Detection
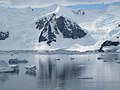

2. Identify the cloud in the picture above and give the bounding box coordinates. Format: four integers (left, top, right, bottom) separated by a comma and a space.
0, 0, 119, 7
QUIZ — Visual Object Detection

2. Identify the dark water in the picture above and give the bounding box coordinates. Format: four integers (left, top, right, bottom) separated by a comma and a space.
0, 53, 120, 90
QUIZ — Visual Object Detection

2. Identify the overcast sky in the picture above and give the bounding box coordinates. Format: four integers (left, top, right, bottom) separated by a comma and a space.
0, 0, 120, 7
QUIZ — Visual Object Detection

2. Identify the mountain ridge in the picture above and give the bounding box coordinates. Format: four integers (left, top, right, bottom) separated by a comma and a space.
35, 13, 87, 45
0, 4, 119, 52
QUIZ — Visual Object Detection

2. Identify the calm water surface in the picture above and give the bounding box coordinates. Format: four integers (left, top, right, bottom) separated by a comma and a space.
0, 53, 120, 90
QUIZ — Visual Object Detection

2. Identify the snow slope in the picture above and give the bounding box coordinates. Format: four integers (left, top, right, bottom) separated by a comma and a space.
0, 6, 40, 50
94, 5, 120, 52
0, 4, 119, 52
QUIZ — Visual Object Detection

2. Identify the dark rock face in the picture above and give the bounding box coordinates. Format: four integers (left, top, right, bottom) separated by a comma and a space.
56, 16, 86, 39
35, 13, 86, 45
72, 9, 85, 15
36, 14, 57, 46
98, 40, 119, 52
35, 17, 48, 30
0, 31, 9, 40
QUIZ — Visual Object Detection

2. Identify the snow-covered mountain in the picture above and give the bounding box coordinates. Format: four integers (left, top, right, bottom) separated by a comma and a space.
94, 5, 120, 52
0, 4, 119, 52
35, 13, 86, 46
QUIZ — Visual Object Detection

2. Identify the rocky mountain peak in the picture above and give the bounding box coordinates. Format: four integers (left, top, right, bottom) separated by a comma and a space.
35, 13, 87, 46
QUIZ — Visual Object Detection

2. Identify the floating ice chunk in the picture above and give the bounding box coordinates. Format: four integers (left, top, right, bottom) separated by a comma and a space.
0, 61, 14, 73
10, 65, 19, 71
115, 60, 120, 63
18, 59, 28, 63
54, 58, 60, 61
78, 77, 93, 79
70, 57, 75, 60
78, 65, 87, 67
0, 67, 14, 73
9, 58, 28, 64
8, 58, 18, 64
53, 87, 60, 90
25, 71, 36, 76
25, 65, 37, 72
97, 57, 104, 60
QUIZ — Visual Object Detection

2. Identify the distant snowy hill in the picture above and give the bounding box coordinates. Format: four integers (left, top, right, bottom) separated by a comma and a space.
94, 5, 120, 52
0, 4, 119, 52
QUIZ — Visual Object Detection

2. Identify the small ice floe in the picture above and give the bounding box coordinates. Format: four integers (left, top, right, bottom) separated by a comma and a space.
25, 65, 37, 72
78, 77, 93, 79
0, 65, 19, 73
10, 65, 19, 71
54, 58, 60, 61
0, 67, 14, 73
103, 60, 108, 62
0, 60, 19, 73
53, 87, 60, 90
115, 58, 118, 60
25, 71, 36, 76
11, 53, 14, 56
115, 60, 120, 64
78, 65, 87, 68
9, 58, 28, 64
97, 57, 104, 60
70, 57, 75, 60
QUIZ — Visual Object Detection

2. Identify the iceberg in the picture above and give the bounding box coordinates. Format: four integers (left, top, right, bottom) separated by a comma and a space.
25, 65, 37, 72
9, 58, 28, 64
0, 61, 19, 73
0, 67, 14, 73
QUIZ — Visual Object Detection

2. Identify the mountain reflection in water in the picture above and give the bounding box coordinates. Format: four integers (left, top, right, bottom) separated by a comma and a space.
0, 53, 120, 90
